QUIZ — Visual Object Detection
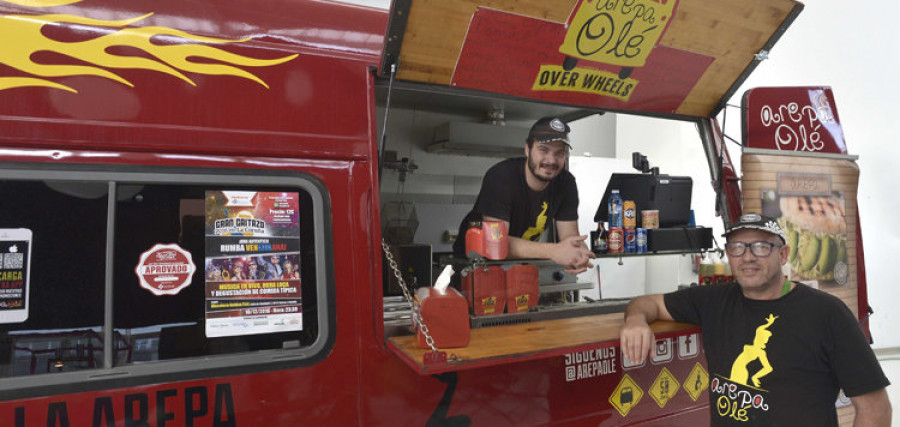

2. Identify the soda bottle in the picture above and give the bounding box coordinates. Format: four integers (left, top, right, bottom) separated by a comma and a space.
591, 222, 608, 254
698, 254, 715, 286
608, 189, 623, 228
712, 252, 726, 284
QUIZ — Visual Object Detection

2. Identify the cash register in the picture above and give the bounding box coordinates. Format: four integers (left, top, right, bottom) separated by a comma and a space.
594, 152, 712, 252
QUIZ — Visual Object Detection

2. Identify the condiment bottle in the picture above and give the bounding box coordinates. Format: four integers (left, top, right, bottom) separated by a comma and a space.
698, 254, 715, 286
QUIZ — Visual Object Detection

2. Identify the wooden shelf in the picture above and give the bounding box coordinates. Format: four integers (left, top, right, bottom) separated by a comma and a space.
386, 313, 698, 375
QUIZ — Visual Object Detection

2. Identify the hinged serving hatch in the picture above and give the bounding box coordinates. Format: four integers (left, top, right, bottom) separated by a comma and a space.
380, 0, 803, 119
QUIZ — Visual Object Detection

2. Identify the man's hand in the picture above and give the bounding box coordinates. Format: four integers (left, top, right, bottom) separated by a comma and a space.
550, 235, 595, 274
619, 313, 655, 365
620, 295, 671, 365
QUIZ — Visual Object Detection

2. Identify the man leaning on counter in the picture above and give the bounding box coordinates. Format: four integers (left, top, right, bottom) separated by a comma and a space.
453, 116, 594, 274
620, 213, 891, 426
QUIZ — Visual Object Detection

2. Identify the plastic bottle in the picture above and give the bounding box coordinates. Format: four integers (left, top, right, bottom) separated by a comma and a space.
698, 255, 715, 286
712, 252, 726, 284
608, 189, 623, 229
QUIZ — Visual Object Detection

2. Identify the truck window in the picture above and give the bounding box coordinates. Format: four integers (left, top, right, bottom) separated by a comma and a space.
378, 91, 718, 373
0, 165, 332, 395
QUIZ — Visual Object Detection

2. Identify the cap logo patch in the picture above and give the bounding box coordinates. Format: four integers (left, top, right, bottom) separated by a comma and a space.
724, 213, 786, 243
765, 220, 783, 236
550, 118, 566, 132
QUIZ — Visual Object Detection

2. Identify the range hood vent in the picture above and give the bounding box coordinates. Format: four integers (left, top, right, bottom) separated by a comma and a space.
428, 122, 528, 157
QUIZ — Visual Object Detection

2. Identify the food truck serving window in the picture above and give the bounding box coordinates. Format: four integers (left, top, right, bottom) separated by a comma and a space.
0, 164, 333, 398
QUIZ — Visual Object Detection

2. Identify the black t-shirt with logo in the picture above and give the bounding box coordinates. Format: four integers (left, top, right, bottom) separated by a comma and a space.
664, 282, 889, 426
453, 157, 578, 256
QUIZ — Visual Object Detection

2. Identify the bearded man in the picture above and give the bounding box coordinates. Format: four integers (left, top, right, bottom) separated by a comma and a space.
453, 117, 593, 274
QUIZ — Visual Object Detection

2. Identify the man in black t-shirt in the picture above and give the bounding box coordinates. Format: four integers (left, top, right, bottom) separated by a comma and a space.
619, 213, 891, 425
453, 117, 594, 274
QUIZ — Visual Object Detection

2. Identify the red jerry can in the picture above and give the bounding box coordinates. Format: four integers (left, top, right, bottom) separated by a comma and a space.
414, 287, 470, 349
505, 264, 539, 313
461, 265, 506, 316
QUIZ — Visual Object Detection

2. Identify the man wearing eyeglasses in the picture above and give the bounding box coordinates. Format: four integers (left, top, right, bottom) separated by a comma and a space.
619, 213, 891, 426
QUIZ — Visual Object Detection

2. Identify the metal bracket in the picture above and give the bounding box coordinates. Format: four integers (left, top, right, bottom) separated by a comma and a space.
381, 150, 418, 182
423, 351, 448, 366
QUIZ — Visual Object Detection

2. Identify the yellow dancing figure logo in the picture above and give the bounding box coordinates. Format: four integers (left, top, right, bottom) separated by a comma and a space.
730, 314, 778, 388
521, 202, 548, 241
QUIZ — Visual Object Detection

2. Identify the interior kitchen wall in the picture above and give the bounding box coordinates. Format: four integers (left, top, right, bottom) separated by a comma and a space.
377, 108, 618, 254
378, 106, 716, 297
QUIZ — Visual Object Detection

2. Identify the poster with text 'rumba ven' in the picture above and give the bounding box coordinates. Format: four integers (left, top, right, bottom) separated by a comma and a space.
204, 191, 302, 338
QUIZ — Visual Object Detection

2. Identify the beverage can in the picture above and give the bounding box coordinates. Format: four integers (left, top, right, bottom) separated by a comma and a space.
623, 200, 636, 228
636, 228, 648, 253
608, 227, 624, 253
641, 210, 659, 229
624, 228, 636, 253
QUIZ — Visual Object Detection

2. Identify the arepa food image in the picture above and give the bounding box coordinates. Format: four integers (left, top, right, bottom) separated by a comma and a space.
778, 195, 848, 284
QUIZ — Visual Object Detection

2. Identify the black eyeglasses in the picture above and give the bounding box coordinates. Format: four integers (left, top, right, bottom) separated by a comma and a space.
724, 241, 782, 257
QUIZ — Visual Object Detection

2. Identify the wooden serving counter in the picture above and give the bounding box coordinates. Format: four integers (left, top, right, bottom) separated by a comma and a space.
386, 312, 698, 375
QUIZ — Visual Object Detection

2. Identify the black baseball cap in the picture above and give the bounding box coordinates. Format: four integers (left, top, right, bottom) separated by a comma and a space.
528, 117, 572, 148
723, 213, 787, 244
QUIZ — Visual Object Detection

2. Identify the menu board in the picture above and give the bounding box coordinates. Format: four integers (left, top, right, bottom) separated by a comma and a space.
204, 191, 302, 338
742, 153, 860, 316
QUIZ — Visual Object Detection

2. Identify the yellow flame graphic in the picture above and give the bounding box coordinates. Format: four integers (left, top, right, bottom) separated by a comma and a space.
3, 0, 81, 6
0, 10, 298, 92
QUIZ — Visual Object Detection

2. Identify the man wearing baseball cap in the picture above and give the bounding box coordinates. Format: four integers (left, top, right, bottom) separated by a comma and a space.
619, 213, 890, 425
453, 116, 593, 274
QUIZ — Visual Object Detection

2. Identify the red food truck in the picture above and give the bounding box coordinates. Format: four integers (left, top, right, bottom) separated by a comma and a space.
0, 0, 871, 425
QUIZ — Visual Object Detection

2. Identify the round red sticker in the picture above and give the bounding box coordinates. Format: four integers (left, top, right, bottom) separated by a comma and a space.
135, 243, 196, 296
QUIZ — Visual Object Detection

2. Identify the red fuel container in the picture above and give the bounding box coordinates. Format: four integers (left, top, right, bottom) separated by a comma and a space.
415, 287, 470, 349
465, 221, 508, 260
481, 221, 508, 260
505, 264, 539, 313
461, 265, 506, 316
465, 226, 484, 258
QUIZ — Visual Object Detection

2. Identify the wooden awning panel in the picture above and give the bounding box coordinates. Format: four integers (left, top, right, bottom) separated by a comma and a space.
385, 0, 803, 118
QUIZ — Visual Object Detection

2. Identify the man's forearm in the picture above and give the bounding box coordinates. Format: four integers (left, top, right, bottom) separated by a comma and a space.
624, 296, 662, 325
852, 388, 892, 427
507, 236, 557, 260
620, 294, 668, 364
853, 410, 891, 427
